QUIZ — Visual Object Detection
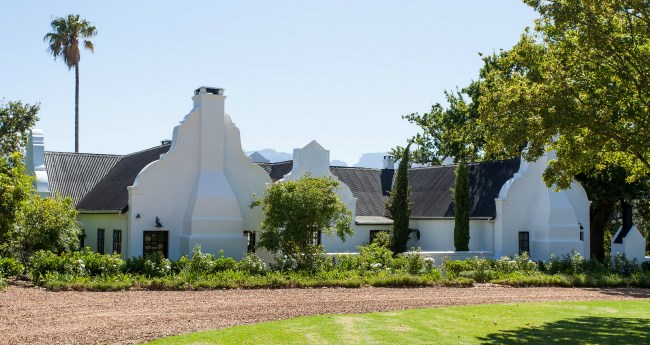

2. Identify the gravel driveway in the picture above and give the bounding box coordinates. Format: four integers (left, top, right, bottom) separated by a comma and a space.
1, 285, 648, 344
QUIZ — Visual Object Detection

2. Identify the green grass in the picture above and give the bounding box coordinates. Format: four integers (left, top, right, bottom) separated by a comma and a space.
144, 300, 650, 345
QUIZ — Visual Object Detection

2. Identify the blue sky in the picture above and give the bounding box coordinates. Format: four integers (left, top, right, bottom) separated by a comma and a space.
1, 1, 536, 165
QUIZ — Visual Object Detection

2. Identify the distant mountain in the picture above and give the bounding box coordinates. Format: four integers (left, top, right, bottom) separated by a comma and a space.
247, 148, 348, 166
251, 149, 292, 163
353, 152, 390, 169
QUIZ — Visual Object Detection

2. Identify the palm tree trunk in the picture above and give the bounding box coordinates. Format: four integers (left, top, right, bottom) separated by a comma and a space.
75, 63, 80, 153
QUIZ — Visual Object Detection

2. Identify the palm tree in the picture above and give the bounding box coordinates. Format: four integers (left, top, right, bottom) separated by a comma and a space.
44, 14, 97, 153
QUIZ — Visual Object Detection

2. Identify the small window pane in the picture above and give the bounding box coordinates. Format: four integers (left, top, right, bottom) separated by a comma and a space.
97, 229, 105, 255
518, 231, 529, 255
113, 230, 122, 255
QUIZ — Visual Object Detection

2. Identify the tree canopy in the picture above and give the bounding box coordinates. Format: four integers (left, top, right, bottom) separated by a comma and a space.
253, 175, 353, 268
479, 0, 650, 189
0, 101, 39, 156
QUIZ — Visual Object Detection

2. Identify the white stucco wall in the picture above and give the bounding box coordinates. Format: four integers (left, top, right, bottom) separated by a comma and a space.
611, 225, 649, 263
77, 213, 128, 257
495, 153, 589, 261
25, 129, 50, 197
324, 223, 393, 253
409, 218, 494, 252
128, 88, 270, 260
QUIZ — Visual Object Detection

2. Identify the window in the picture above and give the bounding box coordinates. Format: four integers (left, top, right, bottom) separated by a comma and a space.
244, 231, 256, 253
369, 230, 390, 244
97, 229, 105, 255
143, 231, 168, 258
79, 228, 86, 250
518, 231, 530, 255
579, 223, 584, 241
113, 230, 122, 255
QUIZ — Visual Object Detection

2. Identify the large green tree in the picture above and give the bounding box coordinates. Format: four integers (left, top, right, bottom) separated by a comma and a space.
13, 193, 80, 264
476, 0, 650, 260
479, 0, 650, 189
392, 55, 523, 165
0, 101, 39, 156
453, 161, 471, 251
253, 175, 353, 269
0, 153, 33, 252
388, 144, 412, 254
44, 14, 97, 153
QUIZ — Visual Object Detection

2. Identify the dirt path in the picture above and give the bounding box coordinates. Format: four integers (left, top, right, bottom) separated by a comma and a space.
1, 285, 648, 344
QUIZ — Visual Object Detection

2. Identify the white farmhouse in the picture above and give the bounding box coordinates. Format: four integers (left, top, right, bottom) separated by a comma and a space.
26, 87, 595, 262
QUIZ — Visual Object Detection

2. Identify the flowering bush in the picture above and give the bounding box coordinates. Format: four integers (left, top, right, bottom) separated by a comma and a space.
238, 252, 266, 275
544, 250, 585, 275
125, 252, 171, 277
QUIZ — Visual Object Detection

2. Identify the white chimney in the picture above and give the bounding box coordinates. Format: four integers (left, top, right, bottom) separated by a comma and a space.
383, 155, 395, 169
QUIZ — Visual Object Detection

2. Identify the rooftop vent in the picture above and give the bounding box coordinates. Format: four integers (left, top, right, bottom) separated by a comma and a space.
194, 86, 225, 96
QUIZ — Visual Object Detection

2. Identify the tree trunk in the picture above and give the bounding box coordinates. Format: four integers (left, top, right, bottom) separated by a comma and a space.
590, 198, 617, 262
75, 63, 80, 153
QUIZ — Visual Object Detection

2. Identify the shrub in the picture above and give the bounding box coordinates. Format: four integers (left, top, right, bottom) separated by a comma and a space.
495, 253, 537, 275
0, 256, 23, 278
334, 254, 360, 271
610, 253, 638, 277
441, 257, 474, 278
544, 250, 585, 275
189, 245, 216, 274
357, 243, 394, 271
214, 250, 238, 272
403, 248, 426, 275
371, 230, 392, 248
125, 252, 171, 277
641, 261, 650, 272
29, 250, 69, 283
238, 252, 266, 275
71, 249, 124, 276
471, 257, 493, 283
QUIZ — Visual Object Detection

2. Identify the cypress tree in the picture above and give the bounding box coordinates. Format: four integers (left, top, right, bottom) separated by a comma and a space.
453, 160, 470, 251
388, 144, 412, 254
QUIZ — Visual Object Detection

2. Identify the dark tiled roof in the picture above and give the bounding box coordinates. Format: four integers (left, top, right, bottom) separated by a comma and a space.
257, 160, 293, 181
44, 152, 122, 206
254, 162, 394, 217
331, 167, 394, 217
61, 144, 518, 219
75, 145, 171, 212
409, 158, 520, 218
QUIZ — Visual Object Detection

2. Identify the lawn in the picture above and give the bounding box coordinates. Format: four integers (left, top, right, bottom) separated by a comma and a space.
144, 300, 650, 345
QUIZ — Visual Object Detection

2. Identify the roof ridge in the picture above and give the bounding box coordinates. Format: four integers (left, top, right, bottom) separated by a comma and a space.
332, 166, 382, 171
45, 151, 124, 157
123, 144, 171, 157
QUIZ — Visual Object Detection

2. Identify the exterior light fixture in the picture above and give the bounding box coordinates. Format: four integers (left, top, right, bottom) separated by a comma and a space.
155, 217, 163, 228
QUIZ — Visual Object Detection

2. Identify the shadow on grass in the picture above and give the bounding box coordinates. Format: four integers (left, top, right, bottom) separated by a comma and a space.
594, 288, 650, 299
479, 316, 650, 344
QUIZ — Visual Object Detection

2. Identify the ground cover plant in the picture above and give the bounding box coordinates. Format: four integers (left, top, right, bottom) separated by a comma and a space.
143, 300, 650, 345
2, 240, 649, 291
